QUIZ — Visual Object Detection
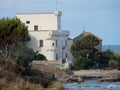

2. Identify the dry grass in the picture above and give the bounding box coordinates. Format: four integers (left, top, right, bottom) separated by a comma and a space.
0, 66, 63, 90
0, 79, 63, 90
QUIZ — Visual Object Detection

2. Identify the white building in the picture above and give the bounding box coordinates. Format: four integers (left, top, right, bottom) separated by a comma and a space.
16, 11, 73, 62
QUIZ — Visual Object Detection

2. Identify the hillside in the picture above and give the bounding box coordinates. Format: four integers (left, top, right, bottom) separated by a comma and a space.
0, 63, 63, 90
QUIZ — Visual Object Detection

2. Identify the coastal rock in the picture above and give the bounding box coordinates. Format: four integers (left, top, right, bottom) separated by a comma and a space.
72, 70, 120, 82
66, 75, 83, 83
99, 76, 120, 82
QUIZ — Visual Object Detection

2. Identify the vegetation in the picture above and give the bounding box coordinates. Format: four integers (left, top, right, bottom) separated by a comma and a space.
71, 34, 103, 69
35, 53, 46, 61
27, 76, 52, 88
0, 17, 30, 61
71, 34, 99, 59
74, 57, 91, 70
93, 51, 109, 68
0, 17, 54, 89
11, 44, 46, 67
11, 44, 35, 67
106, 49, 120, 69
71, 34, 120, 70
114, 52, 120, 68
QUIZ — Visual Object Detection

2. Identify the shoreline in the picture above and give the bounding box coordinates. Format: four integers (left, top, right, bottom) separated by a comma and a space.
62, 69, 120, 83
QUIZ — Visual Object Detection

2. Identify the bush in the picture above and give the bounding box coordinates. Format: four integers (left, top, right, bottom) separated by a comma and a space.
74, 57, 92, 70
0, 58, 24, 74
21, 88, 30, 90
0, 58, 5, 65
12, 45, 36, 67
27, 76, 52, 88
12, 45, 47, 67
34, 53, 46, 60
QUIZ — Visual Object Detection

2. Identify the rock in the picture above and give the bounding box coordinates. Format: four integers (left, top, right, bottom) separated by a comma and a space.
66, 75, 83, 83
78, 77, 83, 83
98, 76, 120, 82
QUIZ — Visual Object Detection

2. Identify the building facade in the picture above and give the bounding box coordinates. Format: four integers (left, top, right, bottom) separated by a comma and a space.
16, 11, 73, 61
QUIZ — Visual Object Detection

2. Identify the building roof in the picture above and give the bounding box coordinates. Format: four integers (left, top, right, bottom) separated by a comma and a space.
74, 31, 102, 41
68, 37, 72, 40
16, 12, 54, 15
46, 38, 56, 40
16, 11, 62, 15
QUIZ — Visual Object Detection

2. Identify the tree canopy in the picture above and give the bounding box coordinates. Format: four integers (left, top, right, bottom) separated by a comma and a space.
71, 34, 99, 59
11, 44, 47, 67
70, 34, 111, 69
74, 57, 91, 70
0, 17, 30, 60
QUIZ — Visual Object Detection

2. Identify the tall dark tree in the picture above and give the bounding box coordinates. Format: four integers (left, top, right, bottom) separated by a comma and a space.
74, 57, 92, 70
0, 17, 30, 60
71, 34, 99, 59
93, 51, 109, 68
71, 34, 104, 69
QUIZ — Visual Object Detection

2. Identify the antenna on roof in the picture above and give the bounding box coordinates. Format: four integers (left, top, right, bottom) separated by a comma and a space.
83, 26, 86, 33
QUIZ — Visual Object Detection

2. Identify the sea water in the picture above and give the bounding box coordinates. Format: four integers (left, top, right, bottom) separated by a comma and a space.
63, 80, 120, 90
102, 45, 120, 53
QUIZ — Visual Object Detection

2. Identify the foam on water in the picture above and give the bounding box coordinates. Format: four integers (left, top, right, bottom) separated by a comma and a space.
107, 84, 120, 89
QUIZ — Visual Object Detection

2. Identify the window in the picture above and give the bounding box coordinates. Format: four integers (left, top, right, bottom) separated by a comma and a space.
65, 40, 67, 47
34, 25, 38, 31
56, 40, 57, 47
66, 53, 67, 58
52, 43, 54, 46
26, 21, 30, 24
39, 40, 43, 47
56, 54, 58, 60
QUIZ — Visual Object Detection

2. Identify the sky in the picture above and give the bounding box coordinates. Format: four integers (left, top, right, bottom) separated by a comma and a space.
0, 0, 120, 45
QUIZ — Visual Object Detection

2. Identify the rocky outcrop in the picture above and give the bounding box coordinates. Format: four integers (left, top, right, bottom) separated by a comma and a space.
67, 75, 83, 83
59, 74, 83, 83
98, 75, 120, 82
32, 61, 120, 83
32, 61, 67, 80
73, 70, 120, 82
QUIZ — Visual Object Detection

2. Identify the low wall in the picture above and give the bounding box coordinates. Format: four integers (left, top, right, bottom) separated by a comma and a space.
32, 60, 70, 69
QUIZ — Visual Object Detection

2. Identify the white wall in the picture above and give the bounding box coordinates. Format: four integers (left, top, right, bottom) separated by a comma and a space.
16, 11, 62, 31
27, 31, 55, 60
67, 39, 74, 61
27, 30, 71, 61
16, 11, 73, 61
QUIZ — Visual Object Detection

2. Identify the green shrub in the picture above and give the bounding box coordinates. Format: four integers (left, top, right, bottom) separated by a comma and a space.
74, 57, 92, 70
27, 76, 52, 88
6, 75, 13, 81
1, 60, 25, 75
27, 76, 39, 84
35, 53, 46, 60
12, 45, 47, 67
21, 87, 30, 90
0, 58, 5, 65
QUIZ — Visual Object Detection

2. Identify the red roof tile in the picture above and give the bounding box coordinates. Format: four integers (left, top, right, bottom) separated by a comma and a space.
46, 38, 56, 40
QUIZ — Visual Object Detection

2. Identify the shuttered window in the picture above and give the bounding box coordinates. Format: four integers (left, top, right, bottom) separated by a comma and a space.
39, 40, 43, 47
34, 25, 38, 31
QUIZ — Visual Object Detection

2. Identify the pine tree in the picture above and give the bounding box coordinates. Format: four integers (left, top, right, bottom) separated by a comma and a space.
0, 17, 30, 60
